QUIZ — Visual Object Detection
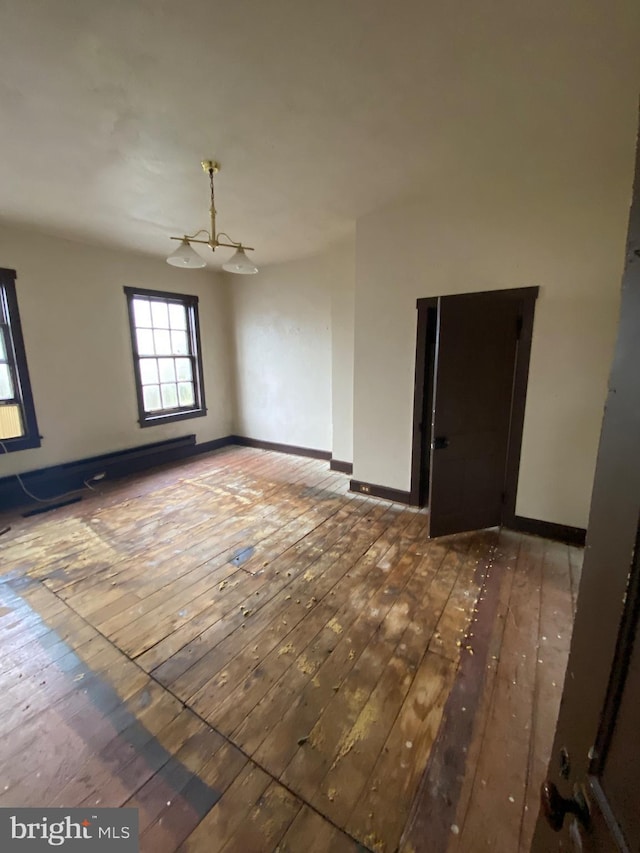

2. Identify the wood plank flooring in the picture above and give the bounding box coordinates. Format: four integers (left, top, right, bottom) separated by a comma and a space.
0, 446, 580, 852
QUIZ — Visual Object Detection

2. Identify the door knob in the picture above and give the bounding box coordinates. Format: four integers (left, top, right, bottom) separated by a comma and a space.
540, 781, 590, 832
432, 436, 449, 450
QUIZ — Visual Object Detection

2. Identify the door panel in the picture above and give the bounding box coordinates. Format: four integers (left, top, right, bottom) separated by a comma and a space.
551, 522, 640, 853
428, 292, 520, 537
599, 570, 640, 849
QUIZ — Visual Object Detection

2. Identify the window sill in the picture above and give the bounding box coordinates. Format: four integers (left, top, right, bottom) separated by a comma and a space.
0, 434, 42, 453
138, 408, 207, 428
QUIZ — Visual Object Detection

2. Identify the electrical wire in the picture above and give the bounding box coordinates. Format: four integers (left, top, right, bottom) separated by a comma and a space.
0, 439, 100, 504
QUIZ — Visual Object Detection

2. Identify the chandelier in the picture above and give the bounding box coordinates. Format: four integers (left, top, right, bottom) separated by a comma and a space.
166, 160, 258, 275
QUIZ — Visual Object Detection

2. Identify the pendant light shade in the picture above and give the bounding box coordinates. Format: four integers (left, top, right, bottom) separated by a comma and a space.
166, 240, 206, 268
222, 247, 259, 275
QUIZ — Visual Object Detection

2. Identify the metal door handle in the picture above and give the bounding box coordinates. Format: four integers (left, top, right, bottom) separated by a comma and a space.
540, 781, 590, 832
432, 436, 449, 450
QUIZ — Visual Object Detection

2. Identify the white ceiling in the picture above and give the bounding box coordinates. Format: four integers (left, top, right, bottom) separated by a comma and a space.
0, 0, 638, 269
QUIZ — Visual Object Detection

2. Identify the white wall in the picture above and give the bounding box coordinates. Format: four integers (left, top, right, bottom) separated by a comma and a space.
353, 143, 636, 528
351, 0, 640, 531
228, 241, 354, 454
0, 224, 234, 478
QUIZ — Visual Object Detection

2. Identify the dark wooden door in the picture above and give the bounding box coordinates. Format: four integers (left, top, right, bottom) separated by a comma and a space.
427, 290, 525, 538
532, 122, 640, 852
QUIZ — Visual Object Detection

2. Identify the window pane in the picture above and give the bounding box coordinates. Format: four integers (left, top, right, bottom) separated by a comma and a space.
133, 298, 152, 328
161, 383, 178, 409
154, 329, 172, 355
136, 328, 155, 355
169, 303, 187, 330
0, 363, 14, 400
151, 300, 169, 329
178, 382, 195, 407
171, 330, 189, 355
142, 384, 162, 412
0, 329, 7, 360
175, 358, 192, 382
0, 403, 23, 438
139, 358, 159, 385
158, 358, 176, 383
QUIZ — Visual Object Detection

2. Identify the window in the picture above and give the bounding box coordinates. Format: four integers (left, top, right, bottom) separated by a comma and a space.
0, 268, 41, 452
124, 287, 206, 427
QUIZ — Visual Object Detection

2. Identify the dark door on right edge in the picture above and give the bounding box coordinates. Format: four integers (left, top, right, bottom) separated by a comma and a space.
532, 118, 640, 853
427, 290, 533, 538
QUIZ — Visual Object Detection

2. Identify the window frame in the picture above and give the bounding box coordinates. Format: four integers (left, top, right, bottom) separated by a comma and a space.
0, 268, 41, 452
124, 286, 207, 428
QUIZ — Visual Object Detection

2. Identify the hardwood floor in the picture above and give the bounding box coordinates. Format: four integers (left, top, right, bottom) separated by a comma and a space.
0, 446, 580, 852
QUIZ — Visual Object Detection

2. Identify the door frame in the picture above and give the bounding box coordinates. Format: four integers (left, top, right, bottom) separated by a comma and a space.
409, 286, 538, 527
409, 297, 439, 507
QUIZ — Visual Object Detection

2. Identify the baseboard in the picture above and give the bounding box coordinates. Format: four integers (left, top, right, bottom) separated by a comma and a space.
349, 478, 413, 505
509, 514, 586, 546
1, 433, 344, 512
231, 435, 331, 461
192, 436, 236, 456
0, 434, 236, 512
2, 437, 588, 546
330, 459, 353, 474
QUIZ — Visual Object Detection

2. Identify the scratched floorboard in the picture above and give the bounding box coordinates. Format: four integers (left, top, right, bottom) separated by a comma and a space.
0, 447, 579, 852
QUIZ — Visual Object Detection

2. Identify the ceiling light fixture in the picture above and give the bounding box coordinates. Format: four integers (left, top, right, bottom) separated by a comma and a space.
166, 160, 258, 274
